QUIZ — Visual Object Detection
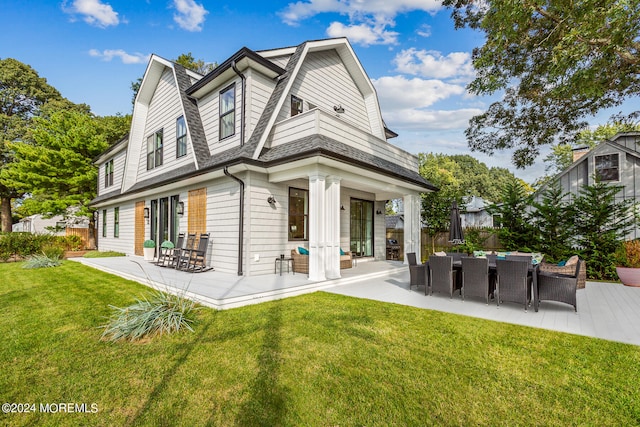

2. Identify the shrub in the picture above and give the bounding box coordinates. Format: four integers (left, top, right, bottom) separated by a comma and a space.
42, 244, 65, 260
100, 290, 198, 342
22, 253, 62, 269
143, 240, 155, 248
83, 251, 126, 258
614, 240, 640, 268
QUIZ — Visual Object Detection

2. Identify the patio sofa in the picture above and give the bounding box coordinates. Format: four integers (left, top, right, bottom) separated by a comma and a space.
291, 247, 352, 274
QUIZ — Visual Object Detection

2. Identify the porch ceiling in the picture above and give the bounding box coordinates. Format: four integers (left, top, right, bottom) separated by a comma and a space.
266, 156, 425, 200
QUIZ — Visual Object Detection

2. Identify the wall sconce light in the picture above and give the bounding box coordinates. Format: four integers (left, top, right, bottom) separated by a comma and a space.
340, 205, 345, 211
177, 201, 184, 216
143, 207, 150, 219
267, 196, 276, 206
376, 210, 383, 215
333, 105, 345, 114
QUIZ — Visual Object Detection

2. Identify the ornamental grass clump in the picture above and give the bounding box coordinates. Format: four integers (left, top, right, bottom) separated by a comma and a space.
22, 253, 62, 269
101, 290, 198, 342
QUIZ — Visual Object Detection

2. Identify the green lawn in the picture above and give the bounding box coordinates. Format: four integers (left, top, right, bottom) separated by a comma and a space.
1, 261, 639, 426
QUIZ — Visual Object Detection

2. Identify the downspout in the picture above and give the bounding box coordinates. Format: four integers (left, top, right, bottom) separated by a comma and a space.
231, 61, 246, 146
224, 166, 244, 276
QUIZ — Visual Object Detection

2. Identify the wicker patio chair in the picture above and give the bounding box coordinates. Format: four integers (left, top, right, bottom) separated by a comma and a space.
407, 252, 427, 293
428, 255, 459, 298
539, 257, 586, 289
461, 256, 490, 304
181, 233, 212, 272
535, 260, 581, 312
340, 250, 353, 269
291, 249, 309, 274
495, 259, 532, 312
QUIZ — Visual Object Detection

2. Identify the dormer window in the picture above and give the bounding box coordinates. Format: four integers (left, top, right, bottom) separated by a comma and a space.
595, 153, 620, 182
291, 95, 303, 116
219, 84, 235, 140
147, 129, 163, 170
104, 159, 114, 187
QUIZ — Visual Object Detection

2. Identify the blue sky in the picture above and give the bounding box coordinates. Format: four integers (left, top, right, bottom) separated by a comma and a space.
1, 0, 637, 183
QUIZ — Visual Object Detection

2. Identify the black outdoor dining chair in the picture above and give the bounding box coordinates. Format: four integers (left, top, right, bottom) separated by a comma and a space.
428, 255, 460, 298
535, 260, 581, 312
407, 252, 427, 293
495, 259, 532, 311
461, 256, 490, 304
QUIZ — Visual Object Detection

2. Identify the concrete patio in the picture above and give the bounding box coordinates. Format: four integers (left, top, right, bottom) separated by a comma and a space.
72, 256, 640, 347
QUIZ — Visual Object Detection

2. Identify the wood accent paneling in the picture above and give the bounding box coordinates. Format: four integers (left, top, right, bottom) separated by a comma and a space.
188, 188, 207, 235
135, 201, 146, 256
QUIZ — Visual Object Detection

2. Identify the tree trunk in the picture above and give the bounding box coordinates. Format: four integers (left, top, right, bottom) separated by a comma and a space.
1, 197, 12, 232
87, 214, 97, 250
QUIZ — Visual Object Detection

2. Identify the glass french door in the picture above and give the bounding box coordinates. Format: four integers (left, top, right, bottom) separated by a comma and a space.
350, 199, 374, 257
150, 196, 179, 255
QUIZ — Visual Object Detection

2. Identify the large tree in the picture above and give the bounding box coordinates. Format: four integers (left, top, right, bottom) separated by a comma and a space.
443, 0, 640, 168
0, 58, 62, 231
3, 107, 130, 248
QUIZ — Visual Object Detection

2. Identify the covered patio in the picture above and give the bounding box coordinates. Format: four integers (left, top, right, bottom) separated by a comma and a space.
72, 256, 640, 346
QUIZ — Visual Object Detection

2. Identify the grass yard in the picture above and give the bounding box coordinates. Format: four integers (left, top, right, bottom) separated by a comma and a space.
1, 261, 639, 426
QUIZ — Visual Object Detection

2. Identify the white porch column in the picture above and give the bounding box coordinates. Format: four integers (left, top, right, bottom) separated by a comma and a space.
325, 176, 341, 279
308, 173, 327, 281
403, 193, 422, 264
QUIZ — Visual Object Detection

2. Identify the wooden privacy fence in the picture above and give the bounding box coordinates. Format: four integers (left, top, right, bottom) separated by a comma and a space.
386, 229, 501, 262
66, 227, 89, 250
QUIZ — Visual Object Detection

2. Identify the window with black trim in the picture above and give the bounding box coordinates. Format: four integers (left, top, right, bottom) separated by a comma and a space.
102, 209, 107, 237
114, 207, 120, 238
288, 188, 308, 241
291, 95, 303, 117
219, 84, 235, 140
595, 153, 620, 181
146, 129, 163, 170
104, 159, 114, 187
176, 116, 187, 158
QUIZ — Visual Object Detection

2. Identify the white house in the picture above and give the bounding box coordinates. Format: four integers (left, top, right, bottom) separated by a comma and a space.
535, 132, 640, 239
92, 38, 436, 280
461, 196, 494, 228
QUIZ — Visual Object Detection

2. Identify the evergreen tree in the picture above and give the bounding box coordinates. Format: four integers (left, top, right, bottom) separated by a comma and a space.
529, 183, 573, 263
488, 181, 535, 251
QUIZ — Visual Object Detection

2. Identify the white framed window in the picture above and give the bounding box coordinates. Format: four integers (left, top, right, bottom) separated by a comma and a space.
176, 116, 187, 158
113, 207, 120, 238
219, 84, 235, 140
595, 153, 620, 182
104, 159, 114, 187
147, 129, 163, 170
288, 187, 308, 241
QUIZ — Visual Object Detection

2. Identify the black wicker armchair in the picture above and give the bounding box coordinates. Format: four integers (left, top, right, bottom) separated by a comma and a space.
535, 260, 581, 312
495, 259, 532, 311
407, 252, 427, 293
428, 255, 459, 298
461, 257, 490, 304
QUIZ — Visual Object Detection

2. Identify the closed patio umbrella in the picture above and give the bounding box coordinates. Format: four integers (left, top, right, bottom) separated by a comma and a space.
449, 200, 464, 245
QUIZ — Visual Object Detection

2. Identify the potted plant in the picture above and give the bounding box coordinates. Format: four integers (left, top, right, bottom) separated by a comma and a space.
614, 240, 640, 287
143, 240, 156, 261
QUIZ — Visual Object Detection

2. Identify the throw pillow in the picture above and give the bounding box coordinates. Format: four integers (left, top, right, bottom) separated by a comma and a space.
298, 247, 309, 255
340, 248, 345, 256
566, 255, 579, 265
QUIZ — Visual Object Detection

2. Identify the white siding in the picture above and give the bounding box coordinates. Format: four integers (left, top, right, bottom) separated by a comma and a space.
266, 54, 291, 70
136, 69, 194, 181
97, 202, 135, 254
97, 149, 126, 196
246, 70, 276, 142
275, 50, 371, 133
205, 178, 242, 274
199, 77, 242, 156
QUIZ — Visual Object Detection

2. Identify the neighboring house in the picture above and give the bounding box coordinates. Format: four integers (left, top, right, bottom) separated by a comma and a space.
92, 38, 436, 280
461, 196, 494, 228
535, 132, 640, 239
12, 214, 67, 234
385, 215, 404, 230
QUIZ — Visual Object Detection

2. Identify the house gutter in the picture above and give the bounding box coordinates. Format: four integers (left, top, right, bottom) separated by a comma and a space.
224, 166, 245, 276
231, 61, 246, 146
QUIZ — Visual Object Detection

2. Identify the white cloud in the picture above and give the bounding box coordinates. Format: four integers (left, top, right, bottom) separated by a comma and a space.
326, 20, 399, 46
64, 0, 120, 28
393, 48, 475, 80
280, 0, 441, 45
416, 24, 431, 37
172, 0, 208, 32
383, 108, 483, 130
373, 75, 465, 110
89, 49, 150, 64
